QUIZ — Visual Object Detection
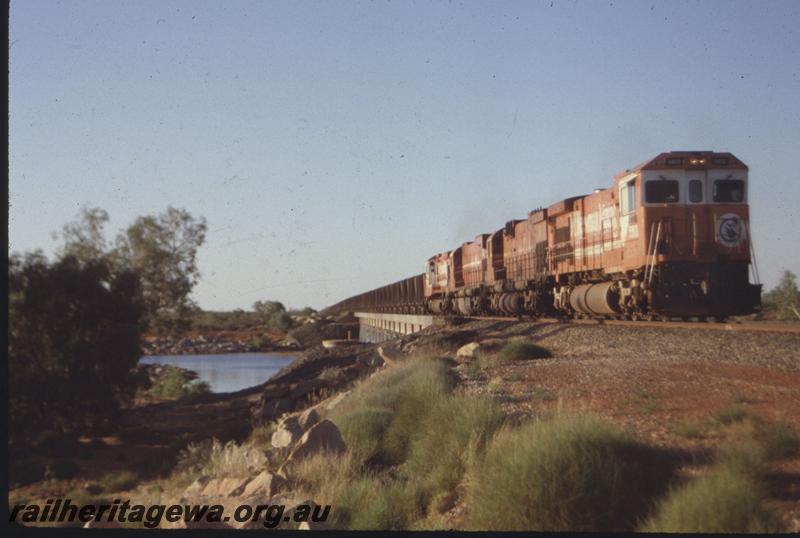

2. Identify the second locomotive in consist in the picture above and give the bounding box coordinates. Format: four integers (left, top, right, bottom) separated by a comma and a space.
327, 151, 762, 321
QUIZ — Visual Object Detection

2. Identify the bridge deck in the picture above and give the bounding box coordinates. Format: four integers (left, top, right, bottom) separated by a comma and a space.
354, 312, 435, 343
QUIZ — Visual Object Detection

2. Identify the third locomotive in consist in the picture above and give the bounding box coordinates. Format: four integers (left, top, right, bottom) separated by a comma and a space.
327, 151, 762, 321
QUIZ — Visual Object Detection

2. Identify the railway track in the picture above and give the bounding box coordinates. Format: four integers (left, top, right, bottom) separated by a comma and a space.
463, 315, 800, 334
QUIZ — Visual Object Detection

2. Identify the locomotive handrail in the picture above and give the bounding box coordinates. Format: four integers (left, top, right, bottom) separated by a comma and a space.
644, 219, 662, 286
746, 222, 761, 285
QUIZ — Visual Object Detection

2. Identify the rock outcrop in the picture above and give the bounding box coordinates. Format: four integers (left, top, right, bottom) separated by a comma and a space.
284, 419, 347, 464
241, 470, 287, 498
271, 415, 305, 449
456, 342, 481, 360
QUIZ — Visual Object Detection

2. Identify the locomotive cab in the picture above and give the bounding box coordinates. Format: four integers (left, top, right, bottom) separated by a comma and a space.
635, 152, 760, 318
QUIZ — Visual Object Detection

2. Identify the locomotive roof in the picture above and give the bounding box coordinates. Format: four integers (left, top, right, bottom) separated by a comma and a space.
614, 151, 747, 179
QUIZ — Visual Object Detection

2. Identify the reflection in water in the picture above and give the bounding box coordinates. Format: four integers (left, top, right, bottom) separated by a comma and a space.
139, 353, 296, 394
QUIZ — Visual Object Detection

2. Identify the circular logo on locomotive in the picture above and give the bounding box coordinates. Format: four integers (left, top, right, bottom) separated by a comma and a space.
717, 213, 744, 247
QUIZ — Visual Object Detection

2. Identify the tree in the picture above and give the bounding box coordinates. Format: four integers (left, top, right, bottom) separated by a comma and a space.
58, 205, 208, 333
9, 252, 142, 436
116, 207, 207, 332
253, 300, 286, 319
252, 300, 296, 331
268, 310, 295, 332
763, 270, 800, 321
56, 206, 111, 265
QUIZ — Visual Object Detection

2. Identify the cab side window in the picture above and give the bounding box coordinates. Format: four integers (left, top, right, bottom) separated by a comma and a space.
689, 179, 703, 203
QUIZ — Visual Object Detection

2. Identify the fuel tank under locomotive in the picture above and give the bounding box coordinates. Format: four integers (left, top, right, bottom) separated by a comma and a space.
568, 282, 621, 317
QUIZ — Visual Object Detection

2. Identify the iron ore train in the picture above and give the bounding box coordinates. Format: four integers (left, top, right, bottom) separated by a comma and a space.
326, 151, 762, 321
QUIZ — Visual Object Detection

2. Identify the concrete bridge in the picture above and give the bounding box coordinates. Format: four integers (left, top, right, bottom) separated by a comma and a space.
355, 312, 435, 343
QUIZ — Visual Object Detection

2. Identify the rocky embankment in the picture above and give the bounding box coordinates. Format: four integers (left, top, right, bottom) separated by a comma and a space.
251, 342, 381, 424
173, 409, 347, 529
140, 333, 299, 356
156, 334, 383, 528
140, 316, 360, 356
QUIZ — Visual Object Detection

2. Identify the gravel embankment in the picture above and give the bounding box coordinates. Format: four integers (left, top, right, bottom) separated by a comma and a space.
452, 320, 800, 371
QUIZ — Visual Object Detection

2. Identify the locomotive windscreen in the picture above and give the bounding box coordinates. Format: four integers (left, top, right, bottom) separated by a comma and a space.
645, 180, 679, 203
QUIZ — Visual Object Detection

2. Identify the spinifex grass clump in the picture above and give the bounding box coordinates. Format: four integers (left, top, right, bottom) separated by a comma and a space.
332, 475, 419, 530
336, 406, 394, 464
759, 421, 800, 460
289, 449, 421, 530
332, 356, 457, 466
405, 393, 505, 511
712, 404, 749, 426
320, 356, 505, 528
465, 415, 675, 531
642, 443, 781, 533
497, 340, 552, 362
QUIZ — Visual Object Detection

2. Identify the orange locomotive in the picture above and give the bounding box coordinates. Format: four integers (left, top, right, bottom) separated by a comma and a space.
329, 151, 762, 321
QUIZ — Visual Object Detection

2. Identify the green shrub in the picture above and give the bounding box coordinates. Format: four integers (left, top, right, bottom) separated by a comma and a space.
406, 393, 505, 510
713, 404, 748, 425
150, 367, 211, 400
150, 366, 191, 398
672, 422, 704, 439
183, 380, 212, 399
9, 252, 142, 435
642, 465, 781, 532
759, 422, 800, 460
335, 406, 394, 465
465, 415, 675, 531
497, 340, 552, 362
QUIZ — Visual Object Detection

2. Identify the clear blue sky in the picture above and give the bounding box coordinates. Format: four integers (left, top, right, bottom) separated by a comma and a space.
10, 0, 800, 310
